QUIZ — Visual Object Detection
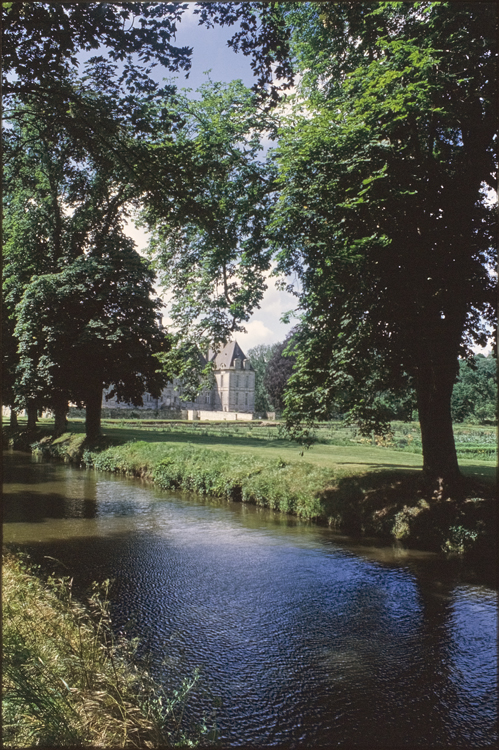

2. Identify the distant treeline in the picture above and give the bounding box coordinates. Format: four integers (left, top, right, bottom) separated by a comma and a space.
249, 346, 497, 425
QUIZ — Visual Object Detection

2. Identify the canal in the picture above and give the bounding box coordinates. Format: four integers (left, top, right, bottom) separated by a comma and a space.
3, 450, 497, 746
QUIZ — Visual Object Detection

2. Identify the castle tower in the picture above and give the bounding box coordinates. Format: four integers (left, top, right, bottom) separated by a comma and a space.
208, 341, 255, 413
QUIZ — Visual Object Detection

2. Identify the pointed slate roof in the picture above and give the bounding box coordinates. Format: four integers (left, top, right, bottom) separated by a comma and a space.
208, 340, 253, 369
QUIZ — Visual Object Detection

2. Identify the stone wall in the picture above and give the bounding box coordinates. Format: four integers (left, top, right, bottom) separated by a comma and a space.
187, 410, 255, 421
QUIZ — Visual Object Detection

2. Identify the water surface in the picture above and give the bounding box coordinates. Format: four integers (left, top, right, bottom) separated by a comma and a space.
3, 451, 497, 746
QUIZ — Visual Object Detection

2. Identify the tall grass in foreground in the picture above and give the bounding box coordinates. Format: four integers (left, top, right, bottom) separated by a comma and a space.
2, 552, 209, 748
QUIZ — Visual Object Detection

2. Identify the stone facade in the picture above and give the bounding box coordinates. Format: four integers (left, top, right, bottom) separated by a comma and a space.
103, 340, 256, 418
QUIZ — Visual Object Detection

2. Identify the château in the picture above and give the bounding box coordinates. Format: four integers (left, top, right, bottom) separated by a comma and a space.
103, 340, 256, 420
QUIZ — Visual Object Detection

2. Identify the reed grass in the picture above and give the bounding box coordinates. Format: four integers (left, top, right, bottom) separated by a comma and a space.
2, 551, 208, 748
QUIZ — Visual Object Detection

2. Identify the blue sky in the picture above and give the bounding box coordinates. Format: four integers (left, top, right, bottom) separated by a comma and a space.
165, 4, 255, 89
122, 3, 296, 352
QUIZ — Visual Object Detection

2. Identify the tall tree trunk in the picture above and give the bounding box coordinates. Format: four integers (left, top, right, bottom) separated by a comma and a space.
9, 408, 18, 429
415, 359, 461, 497
27, 402, 38, 431
53, 396, 69, 437
85, 383, 103, 439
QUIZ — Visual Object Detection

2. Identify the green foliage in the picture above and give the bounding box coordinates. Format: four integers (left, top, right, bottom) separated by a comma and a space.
2, 2, 192, 94
451, 354, 497, 424
2, 298, 19, 411
443, 525, 479, 555
247, 343, 276, 413
142, 79, 278, 347
154, 336, 215, 405
2, 1, 194, 182
14, 243, 167, 411
155, 2, 496, 484
367, 389, 417, 424
4, 1, 496, 485
264, 3, 496, 481
263, 334, 297, 411
4, 97, 168, 422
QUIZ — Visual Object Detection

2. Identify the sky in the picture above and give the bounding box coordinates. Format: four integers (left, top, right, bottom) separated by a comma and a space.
124, 3, 296, 353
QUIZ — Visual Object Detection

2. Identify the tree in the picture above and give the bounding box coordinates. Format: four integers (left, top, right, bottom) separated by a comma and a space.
2, 300, 20, 428
142, 79, 278, 351
247, 344, 275, 413
2, 3, 207, 225
265, 3, 496, 492
3, 98, 167, 438
14, 242, 166, 439
191, 2, 497, 492
263, 337, 296, 412
451, 354, 497, 424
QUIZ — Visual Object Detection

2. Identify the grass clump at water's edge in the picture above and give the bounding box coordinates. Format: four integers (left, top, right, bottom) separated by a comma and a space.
59, 433, 496, 557
2, 551, 210, 748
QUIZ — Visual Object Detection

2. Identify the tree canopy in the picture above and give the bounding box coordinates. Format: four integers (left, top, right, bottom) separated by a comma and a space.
451, 355, 497, 424
14, 242, 166, 437
263, 335, 296, 412
142, 79, 278, 349
2, 1, 207, 226
263, 2, 496, 488
3, 95, 167, 437
2, 2, 191, 97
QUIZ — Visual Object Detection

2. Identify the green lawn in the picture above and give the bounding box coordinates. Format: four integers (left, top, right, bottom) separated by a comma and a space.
28, 417, 497, 484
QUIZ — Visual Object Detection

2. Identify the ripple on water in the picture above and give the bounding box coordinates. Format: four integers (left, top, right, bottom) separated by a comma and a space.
4, 451, 498, 747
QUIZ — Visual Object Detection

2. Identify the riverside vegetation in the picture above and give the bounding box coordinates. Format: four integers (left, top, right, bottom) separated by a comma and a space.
2, 551, 212, 748
4, 417, 496, 558
3, 417, 496, 746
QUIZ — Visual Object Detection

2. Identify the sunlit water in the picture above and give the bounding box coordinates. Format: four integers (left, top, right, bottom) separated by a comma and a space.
3, 451, 497, 746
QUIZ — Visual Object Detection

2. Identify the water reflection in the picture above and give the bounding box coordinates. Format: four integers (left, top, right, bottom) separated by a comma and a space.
3, 450, 498, 747
3, 453, 97, 521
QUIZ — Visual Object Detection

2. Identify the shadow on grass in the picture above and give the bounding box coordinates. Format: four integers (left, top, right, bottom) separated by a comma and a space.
99, 424, 295, 449
328, 461, 420, 471
460, 463, 497, 484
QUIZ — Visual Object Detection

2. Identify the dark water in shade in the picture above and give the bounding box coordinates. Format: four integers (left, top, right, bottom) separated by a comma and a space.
3, 450, 498, 747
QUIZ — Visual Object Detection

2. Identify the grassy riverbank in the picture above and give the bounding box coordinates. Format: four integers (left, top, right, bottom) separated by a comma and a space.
4, 418, 496, 557
2, 551, 206, 748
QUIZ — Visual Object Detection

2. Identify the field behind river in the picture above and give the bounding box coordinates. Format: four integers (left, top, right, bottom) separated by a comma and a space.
37, 416, 497, 483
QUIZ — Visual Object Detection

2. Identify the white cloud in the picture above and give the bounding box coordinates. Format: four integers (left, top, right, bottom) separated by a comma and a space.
237, 275, 297, 351
236, 320, 275, 350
